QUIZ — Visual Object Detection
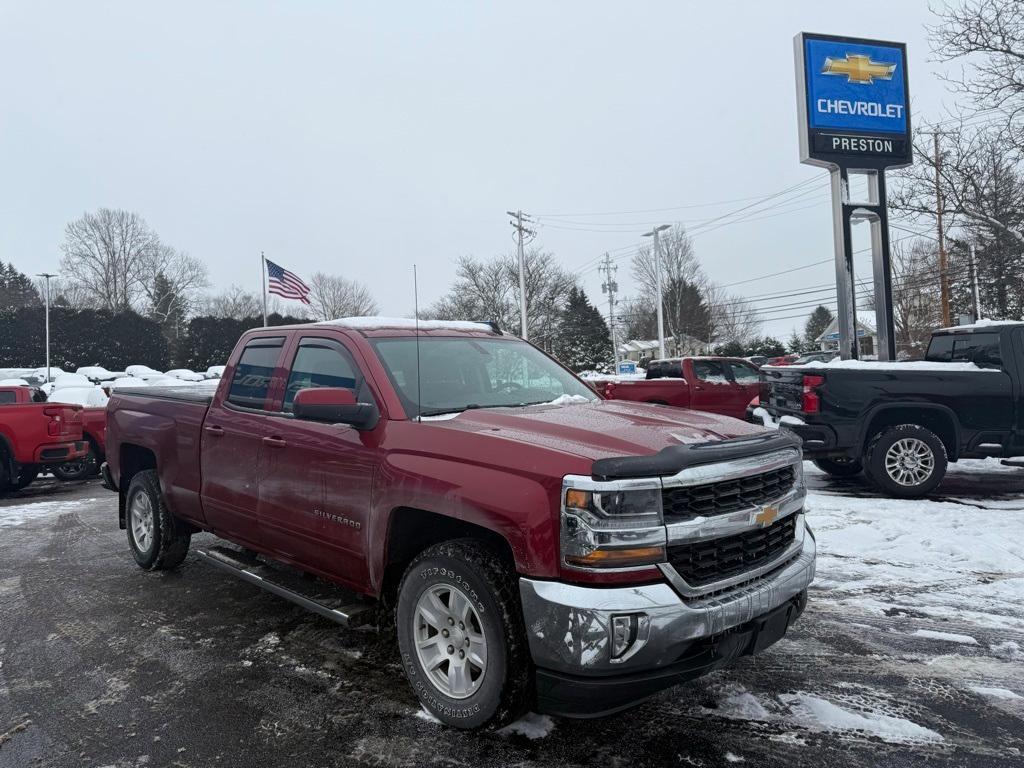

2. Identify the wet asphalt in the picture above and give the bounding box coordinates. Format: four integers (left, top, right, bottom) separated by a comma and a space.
1, 471, 1022, 768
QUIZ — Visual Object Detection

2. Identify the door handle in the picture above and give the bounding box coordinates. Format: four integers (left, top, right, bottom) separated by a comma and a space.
204, 425, 224, 436
262, 436, 287, 449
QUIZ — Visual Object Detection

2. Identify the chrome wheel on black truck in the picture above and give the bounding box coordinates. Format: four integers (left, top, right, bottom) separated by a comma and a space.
864, 424, 947, 498
52, 445, 99, 481
396, 539, 531, 729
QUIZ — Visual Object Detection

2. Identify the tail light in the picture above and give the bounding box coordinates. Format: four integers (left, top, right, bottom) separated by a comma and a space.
43, 406, 65, 435
802, 375, 825, 414
603, 382, 616, 399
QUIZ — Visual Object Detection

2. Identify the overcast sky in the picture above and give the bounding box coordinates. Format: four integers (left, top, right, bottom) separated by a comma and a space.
0, 1, 960, 339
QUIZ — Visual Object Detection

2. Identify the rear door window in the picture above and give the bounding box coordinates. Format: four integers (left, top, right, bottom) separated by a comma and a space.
283, 339, 361, 412
693, 360, 729, 384
227, 337, 285, 409
0, 391, 15, 404
926, 332, 1001, 365
726, 361, 760, 384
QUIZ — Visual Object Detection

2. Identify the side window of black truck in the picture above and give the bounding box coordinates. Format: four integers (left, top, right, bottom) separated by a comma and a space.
283, 339, 361, 412
926, 332, 1002, 366
227, 337, 285, 409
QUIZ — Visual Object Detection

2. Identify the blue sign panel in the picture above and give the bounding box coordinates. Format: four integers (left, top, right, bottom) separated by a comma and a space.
805, 38, 907, 135
617, 361, 637, 375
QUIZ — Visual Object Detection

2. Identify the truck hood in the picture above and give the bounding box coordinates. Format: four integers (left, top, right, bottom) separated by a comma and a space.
424, 399, 765, 463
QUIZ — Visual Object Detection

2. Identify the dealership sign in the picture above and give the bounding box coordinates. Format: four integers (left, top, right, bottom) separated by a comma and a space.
795, 32, 912, 169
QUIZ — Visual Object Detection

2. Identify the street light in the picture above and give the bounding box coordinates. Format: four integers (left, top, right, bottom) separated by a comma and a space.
37, 273, 57, 384
641, 224, 671, 359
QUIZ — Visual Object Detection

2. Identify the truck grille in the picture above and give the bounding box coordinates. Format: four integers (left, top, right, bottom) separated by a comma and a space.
666, 514, 797, 587
661, 466, 796, 521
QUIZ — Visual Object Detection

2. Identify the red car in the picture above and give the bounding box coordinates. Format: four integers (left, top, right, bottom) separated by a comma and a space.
104, 319, 814, 728
589, 357, 761, 420
50, 406, 106, 481
0, 385, 87, 492
767, 354, 800, 366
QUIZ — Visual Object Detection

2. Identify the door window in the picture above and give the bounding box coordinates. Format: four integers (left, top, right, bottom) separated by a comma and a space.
926, 332, 1001, 365
283, 339, 361, 412
226, 337, 285, 409
692, 360, 729, 384
0, 391, 15, 404
726, 361, 760, 384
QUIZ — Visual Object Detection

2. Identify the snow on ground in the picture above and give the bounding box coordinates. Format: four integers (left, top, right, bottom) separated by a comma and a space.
0, 498, 101, 529
497, 712, 556, 740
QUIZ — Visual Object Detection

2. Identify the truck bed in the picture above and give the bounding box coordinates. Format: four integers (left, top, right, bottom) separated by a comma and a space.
116, 385, 217, 405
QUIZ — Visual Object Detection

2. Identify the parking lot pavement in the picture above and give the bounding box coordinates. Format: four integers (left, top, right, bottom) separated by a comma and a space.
1, 472, 1022, 768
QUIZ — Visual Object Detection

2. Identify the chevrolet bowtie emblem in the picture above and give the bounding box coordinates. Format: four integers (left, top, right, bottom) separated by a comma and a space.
754, 505, 779, 527
822, 53, 896, 84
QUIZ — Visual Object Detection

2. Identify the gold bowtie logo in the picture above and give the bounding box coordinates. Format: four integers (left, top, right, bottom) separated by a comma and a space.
755, 505, 779, 527
822, 54, 896, 84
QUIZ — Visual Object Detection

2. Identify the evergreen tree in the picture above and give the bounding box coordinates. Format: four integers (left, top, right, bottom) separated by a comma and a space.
804, 305, 834, 348
149, 271, 186, 339
553, 287, 612, 372
0, 262, 42, 309
749, 336, 787, 357
787, 329, 805, 354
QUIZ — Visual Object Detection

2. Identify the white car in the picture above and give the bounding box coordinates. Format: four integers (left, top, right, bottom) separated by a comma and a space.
164, 369, 205, 382
48, 386, 109, 408
125, 365, 162, 378
0, 378, 31, 386
54, 373, 95, 390
109, 376, 150, 390
205, 365, 226, 379
76, 366, 119, 382
147, 375, 199, 387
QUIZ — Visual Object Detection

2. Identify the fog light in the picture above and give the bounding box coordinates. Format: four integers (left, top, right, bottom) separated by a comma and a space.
611, 614, 639, 659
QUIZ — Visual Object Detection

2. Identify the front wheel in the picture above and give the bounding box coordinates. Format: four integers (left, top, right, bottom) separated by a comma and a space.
126, 469, 191, 570
11, 465, 40, 490
396, 539, 531, 729
812, 457, 863, 478
864, 424, 947, 498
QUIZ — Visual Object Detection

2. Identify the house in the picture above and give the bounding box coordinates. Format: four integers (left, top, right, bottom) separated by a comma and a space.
618, 333, 706, 363
816, 318, 877, 357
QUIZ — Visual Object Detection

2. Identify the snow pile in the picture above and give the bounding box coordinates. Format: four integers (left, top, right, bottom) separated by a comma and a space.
0, 498, 99, 528
497, 712, 556, 740
48, 386, 109, 408
799, 359, 999, 372
53, 373, 93, 390
778, 692, 943, 744
938, 319, 1024, 332
969, 686, 1022, 700
911, 629, 978, 645
543, 394, 592, 406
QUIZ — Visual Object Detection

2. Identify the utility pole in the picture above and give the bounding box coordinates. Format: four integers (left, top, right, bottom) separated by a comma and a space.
933, 131, 951, 326
969, 242, 982, 321
507, 210, 535, 340
37, 273, 56, 383
599, 253, 619, 367
642, 224, 671, 359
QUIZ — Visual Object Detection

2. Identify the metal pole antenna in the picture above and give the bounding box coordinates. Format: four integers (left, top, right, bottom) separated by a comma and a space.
969, 243, 982, 321
599, 254, 618, 366
261, 251, 268, 328
642, 225, 671, 359
37, 273, 56, 382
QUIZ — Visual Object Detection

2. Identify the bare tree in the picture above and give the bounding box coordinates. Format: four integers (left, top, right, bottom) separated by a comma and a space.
142, 245, 210, 324
306, 272, 379, 321
891, 239, 945, 356
195, 285, 266, 319
429, 249, 576, 347
631, 227, 704, 298
59, 208, 161, 310
707, 285, 763, 346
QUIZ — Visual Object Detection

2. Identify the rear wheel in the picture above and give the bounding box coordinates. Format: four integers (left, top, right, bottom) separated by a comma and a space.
811, 457, 863, 478
126, 469, 191, 570
396, 539, 531, 729
11, 465, 40, 490
864, 424, 947, 498
52, 445, 100, 481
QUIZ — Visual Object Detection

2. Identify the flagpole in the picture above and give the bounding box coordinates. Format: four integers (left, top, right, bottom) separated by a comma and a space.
261, 251, 268, 327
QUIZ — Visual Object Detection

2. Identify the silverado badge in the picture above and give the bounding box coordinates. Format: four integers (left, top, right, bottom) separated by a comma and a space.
753, 505, 779, 528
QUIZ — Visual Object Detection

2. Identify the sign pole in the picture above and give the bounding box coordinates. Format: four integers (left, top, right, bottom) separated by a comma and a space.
828, 167, 860, 360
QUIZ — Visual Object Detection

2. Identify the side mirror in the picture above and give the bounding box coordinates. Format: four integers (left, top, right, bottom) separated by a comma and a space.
292, 387, 378, 429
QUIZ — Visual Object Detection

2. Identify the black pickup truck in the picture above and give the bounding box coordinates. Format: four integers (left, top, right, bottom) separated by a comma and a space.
760, 321, 1024, 497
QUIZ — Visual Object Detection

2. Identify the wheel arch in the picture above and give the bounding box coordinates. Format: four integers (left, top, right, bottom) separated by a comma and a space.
860, 404, 960, 461
117, 444, 158, 528
380, 507, 517, 608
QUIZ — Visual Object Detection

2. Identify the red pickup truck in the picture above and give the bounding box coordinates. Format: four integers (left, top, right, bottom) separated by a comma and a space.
591, 357, 761, 421
103, 319, 815, 728
0, 385, 88, 492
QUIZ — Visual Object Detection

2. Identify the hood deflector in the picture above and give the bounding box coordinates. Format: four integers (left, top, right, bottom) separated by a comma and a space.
590, 431, 802, 481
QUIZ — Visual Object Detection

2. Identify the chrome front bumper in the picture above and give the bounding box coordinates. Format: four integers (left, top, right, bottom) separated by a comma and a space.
519, 523, 816, 676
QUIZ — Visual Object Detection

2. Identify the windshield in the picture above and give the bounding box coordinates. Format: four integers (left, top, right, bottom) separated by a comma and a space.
370, 336, 598, 416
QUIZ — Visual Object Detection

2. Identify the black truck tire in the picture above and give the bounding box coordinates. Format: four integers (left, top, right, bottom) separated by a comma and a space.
126, 469, 191, 570
812, 457, 863, 477
396, 538, 532, 730
864, 424, 948, 498
52, 443, 100, 481
9, 465, 40, 491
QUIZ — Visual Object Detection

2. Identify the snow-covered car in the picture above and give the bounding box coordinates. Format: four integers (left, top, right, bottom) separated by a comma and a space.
204, 365, 226, 379
54, 373, 96, 390
76, 366, 119, 382
0, 378, 31, 387
48, 386, 109, 408
146, 376, 200, 387
125, 365, 162, 378
109, 376, 150, 390
164, 369, 205, 382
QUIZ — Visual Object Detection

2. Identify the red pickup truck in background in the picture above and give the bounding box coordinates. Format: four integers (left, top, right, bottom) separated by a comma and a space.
0, 385, 87, 492
45, 397, 107, 481
103, 319, 814, 729
590, 357, 762, 421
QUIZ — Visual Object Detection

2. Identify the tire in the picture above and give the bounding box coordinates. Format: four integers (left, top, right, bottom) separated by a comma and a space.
396, 539, 531, 730
864, 424, 948, 498
52, 445, 100, 482
126, 469, 191, 570
11, 465, 40, 490
812, 457, 863, 477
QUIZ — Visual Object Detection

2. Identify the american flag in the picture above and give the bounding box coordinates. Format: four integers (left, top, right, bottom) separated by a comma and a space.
266, 258, 311, 304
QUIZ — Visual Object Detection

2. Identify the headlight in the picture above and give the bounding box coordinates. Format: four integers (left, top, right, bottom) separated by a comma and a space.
561, 478, 666, 569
